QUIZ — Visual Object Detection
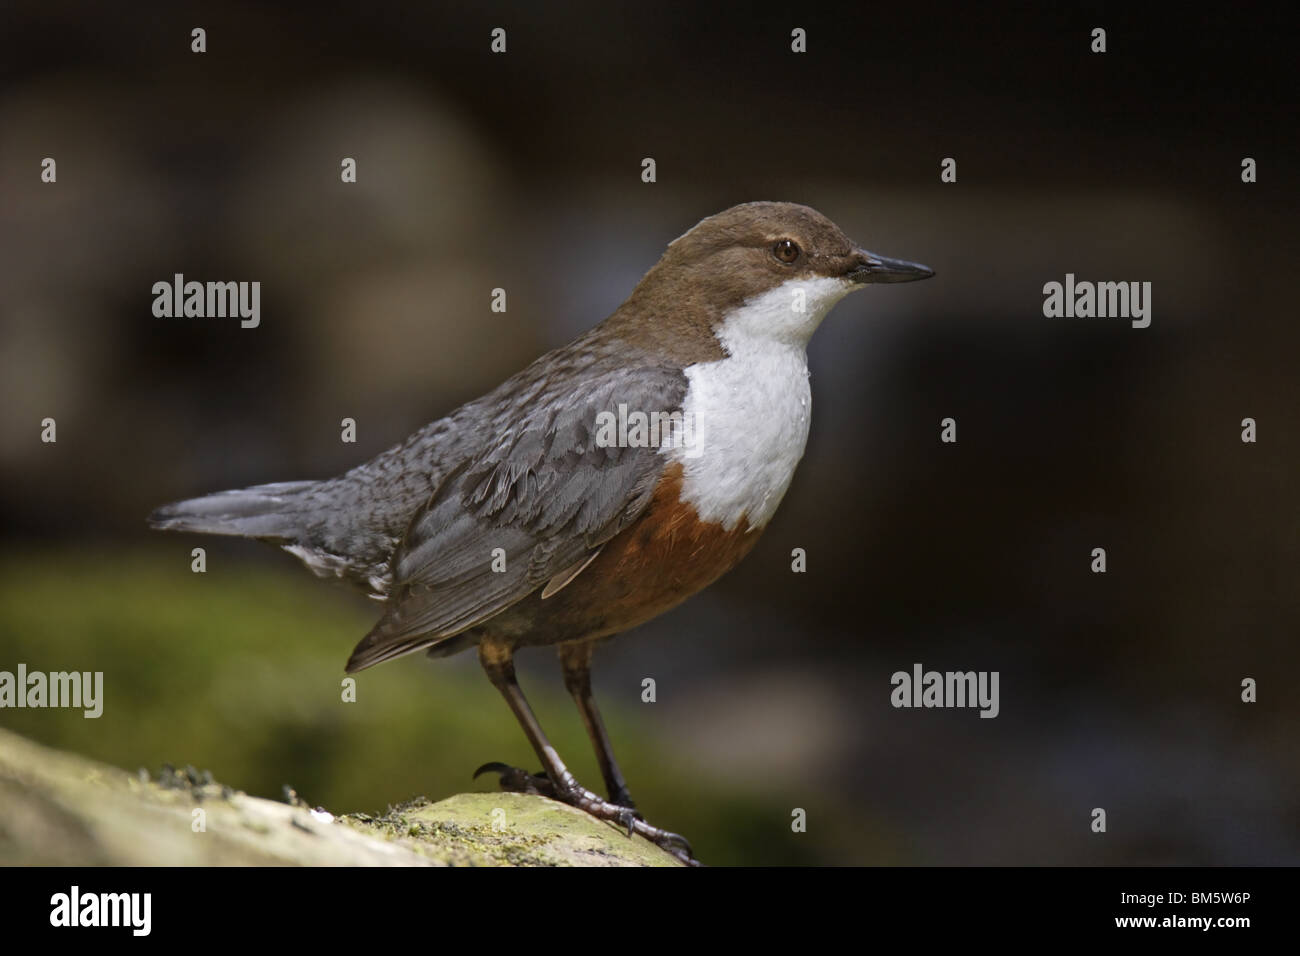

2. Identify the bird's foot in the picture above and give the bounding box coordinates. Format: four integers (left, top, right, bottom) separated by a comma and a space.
607, 786, 639, 815
473, 762, 698, 865
474, 762, 640, 812
473, 761, 556, 797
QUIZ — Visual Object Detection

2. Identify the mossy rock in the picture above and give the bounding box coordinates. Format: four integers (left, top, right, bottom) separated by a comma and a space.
0, 728, 682, 867
353, 792, 682, 866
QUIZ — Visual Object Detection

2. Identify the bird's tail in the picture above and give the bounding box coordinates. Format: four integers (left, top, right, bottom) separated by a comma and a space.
148, 480, 318, 542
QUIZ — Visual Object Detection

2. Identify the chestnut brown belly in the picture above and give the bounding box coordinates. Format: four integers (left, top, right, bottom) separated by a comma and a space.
474, 461, 763, 648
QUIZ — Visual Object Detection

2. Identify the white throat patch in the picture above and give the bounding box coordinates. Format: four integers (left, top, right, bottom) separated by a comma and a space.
666, 277, 858, 530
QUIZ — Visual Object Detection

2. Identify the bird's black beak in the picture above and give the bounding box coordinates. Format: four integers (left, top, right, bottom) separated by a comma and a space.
847, 249, 935, 284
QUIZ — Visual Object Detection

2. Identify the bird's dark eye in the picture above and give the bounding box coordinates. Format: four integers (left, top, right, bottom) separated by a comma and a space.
773, 239, 800, 264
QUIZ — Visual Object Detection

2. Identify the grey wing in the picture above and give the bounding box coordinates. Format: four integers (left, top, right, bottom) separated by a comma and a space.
345, 365, 687, 671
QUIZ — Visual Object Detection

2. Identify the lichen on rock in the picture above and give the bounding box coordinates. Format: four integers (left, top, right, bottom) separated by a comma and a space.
0, 729, 683, 867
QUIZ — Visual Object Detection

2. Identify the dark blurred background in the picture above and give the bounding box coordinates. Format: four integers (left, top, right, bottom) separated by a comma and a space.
1, 1, 1296, 865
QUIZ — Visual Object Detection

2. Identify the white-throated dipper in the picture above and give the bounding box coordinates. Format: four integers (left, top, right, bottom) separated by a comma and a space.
150, 201, 933, 864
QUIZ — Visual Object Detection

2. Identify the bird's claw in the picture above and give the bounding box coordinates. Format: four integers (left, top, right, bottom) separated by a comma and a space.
473, 762, 700, 865
473, 761, 555, 797
559, 783, 699, 865
615, 808, 637, 838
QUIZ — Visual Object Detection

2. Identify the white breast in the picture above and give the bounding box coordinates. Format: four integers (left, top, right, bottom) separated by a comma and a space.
665, 276, 858, 530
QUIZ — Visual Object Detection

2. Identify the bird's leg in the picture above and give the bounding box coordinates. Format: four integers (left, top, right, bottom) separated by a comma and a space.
557, 641, 637, 812
476, 637, 698, 865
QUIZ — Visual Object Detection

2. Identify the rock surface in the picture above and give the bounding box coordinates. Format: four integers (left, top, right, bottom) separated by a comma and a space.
0, 728, 681, 866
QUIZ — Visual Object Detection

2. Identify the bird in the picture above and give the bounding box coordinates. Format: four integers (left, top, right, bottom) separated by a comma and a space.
149, 201, 934, 864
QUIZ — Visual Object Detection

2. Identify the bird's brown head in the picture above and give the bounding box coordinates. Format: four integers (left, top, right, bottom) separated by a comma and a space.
613, 201, 933, 359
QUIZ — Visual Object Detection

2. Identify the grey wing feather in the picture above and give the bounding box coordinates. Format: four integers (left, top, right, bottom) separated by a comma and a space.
540, 547, 605, 599
345, 365, 687, 671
